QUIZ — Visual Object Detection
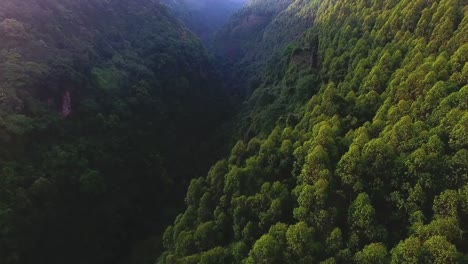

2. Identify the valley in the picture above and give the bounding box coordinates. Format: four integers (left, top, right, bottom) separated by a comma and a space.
0, 0, 467, 263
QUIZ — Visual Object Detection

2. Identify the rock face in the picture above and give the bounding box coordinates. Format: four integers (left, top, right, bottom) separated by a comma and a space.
62, 90, 71, 117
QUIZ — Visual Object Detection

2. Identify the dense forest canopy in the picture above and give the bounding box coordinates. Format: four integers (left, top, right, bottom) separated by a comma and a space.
0, 0, 230, 263
1, 0, 467, 264
159, 0, 468, 263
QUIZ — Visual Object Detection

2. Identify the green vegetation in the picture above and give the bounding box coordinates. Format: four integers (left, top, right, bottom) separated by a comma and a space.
159, 0, 468, 263
0, 0, 229, 263
212, 0, 318, 97
1, 0, 467, 263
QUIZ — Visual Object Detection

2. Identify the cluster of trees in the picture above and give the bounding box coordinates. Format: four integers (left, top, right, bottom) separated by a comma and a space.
159, 0, 468, 263
0, 0, 229, 263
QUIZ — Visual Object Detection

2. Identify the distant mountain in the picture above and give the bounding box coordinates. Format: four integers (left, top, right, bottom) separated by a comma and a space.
161, 0, 247, 44
212, 0, 316, 97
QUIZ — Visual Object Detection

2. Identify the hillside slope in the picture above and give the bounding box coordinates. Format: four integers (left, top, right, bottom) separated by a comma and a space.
0, 0, 228, 263
159, 0, 468, 263
212, 0, 317, 96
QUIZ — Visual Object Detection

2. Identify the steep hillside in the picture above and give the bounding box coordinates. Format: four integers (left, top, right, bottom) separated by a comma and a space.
212, 0, 316, 96
0, 0, 228, 263
159, 0, 468, 263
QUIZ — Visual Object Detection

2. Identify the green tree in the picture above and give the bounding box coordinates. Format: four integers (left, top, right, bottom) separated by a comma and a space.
286, 221, 319, 259
354, 243, 388, 264
421, 236, 458, 264
244, 234, 283, 264
390, 237, 422, 264
199, 247, 227, 264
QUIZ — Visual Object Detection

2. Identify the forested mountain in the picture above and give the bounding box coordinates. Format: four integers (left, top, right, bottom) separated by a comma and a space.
161, 0, 247, 45
0, 0, 229, 263
1, 0, 467, 263
159, 0, 468, 263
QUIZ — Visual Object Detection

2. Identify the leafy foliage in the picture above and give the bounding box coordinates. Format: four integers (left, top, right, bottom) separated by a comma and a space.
159, 0, 468, 263
0, 0, 230, 263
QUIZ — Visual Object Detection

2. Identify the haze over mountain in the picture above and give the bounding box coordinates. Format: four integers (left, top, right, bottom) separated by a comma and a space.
162, 0, 247, 44
0, 0, 467, 264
